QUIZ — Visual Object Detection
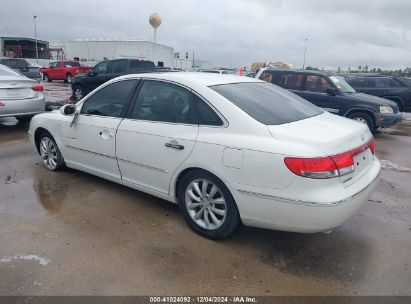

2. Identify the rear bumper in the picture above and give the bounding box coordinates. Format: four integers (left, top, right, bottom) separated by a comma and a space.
376, 112, 402, 128
0, 95, 45, 118
234, 158, 381, 233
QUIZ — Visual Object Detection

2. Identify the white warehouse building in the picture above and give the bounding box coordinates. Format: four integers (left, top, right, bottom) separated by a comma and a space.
51, 39, 213, 70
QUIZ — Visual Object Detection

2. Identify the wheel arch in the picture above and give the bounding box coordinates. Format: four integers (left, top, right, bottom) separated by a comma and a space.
344, 108, 378, 123
172, 166, 232, 202
34, 127, 52, 154
384, 96, 404, 111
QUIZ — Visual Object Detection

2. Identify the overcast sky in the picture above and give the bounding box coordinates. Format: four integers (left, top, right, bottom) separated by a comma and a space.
1, 0, 410, 69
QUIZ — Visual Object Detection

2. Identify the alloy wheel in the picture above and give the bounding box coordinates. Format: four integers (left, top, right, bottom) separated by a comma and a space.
353, 117, 367, 124
39, 137, 59, 170
185, 179, 227, 230
74, 88, 83, 100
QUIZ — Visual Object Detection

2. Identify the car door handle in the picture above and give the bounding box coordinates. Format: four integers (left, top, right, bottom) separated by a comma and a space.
99, 130, 114, 139
165, 141, 184, 150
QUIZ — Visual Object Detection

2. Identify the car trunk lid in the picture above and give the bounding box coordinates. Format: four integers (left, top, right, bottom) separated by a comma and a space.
268, 112, 375, 185
0, 77, 37, 99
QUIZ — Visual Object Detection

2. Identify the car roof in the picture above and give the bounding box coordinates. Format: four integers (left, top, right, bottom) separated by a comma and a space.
262, 68, 337, 77
116, 72, 262, 87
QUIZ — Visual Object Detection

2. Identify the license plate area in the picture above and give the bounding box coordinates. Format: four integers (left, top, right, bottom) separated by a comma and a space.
0, 88, 30, 99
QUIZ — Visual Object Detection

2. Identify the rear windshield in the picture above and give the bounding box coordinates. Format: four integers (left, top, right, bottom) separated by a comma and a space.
211, 82, 323, 125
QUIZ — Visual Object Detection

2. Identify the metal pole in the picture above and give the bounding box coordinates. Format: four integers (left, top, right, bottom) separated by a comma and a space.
34, 15, 39, 63
303, 38, 308, 70
192, 52, 194, 70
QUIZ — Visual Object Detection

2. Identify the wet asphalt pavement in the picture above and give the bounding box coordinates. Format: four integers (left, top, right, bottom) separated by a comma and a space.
0, 82, 410, 295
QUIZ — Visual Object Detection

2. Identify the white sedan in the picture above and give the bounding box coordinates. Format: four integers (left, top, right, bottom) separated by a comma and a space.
28, 73, 381, 239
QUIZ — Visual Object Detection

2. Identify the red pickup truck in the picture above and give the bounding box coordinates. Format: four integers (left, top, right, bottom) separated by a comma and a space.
40, 60, 91, 83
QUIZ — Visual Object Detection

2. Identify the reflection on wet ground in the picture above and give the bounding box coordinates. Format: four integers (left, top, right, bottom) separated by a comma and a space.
0, 116, 410, 296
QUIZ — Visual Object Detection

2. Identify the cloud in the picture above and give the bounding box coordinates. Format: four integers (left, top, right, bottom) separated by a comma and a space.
1, 0, 410, 69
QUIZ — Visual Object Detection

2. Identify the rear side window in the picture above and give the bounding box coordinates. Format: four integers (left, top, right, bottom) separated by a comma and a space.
128, 60, 156, 73
131, 80, 197, 124
259, 71, 273, 83
193, 94, 223, 126
108, 60, 127, 73
211, 82, 323, 125
366, 77, 389, 88
278, 73, 303, 90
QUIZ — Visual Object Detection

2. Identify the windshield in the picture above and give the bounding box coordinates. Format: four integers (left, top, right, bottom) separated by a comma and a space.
211, 82, 323, 125
330, 76, 356, 93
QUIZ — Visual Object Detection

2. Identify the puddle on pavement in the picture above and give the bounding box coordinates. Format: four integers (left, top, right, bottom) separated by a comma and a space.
380, 159, 411, 173
0, 254, 49, 266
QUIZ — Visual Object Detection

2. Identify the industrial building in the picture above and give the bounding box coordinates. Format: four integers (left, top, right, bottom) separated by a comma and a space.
0, 36, 50, 59
1, 36, 214, 70
50, 39, 214, 69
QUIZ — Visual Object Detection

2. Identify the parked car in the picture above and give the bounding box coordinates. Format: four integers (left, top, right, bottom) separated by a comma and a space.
346, 75, 411, 112
71, 59, 157, 101
0, 57, 41, 80
40, 60, 92, 84
256, 68, 401, 131
0, 64, 45, 122
29, 73, 380, 239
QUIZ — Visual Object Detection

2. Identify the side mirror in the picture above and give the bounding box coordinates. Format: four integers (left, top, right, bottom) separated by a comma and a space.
88, 70, 96, 77
60, 104, 77, 116
326, 88, 337, 96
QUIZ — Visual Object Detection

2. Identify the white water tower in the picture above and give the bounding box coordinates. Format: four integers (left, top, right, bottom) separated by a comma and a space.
149, 13, 162, 44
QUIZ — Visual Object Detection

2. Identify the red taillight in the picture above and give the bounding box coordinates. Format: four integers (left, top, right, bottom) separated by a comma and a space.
284, 157, 339, 179
31, 85, 44, 92
369, 138, 375, 155
0, 102, 6, 107
285, 138, 375, 179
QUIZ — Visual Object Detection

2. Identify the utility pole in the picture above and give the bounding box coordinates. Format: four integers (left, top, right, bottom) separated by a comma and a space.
302, 38, 308, 70
33, 15, 39, 63
192, 52, 194, 70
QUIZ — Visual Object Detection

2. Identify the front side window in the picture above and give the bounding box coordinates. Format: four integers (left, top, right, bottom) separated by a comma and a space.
389, 78, 405, 88
278, 73, 303, 90
131, 80, 197, 124
347, 77, 366, 88
305, 75, 332, 93
94, 62, 108, 74
211, 82, 323, 125
80, 80, 136, 118
366, 77, 389, 88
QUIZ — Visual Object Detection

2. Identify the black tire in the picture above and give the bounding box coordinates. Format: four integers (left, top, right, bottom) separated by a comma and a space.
44, 74, 51, 82
16, 116, 33, 124
178, 169, 240, 239
72, 85, 84, 101
348, 112, 375, 132
65, 73, 72, 84
38, 132, 65, 171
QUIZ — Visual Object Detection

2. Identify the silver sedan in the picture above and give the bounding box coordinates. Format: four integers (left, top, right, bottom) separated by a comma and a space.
0, 64, 45, 123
